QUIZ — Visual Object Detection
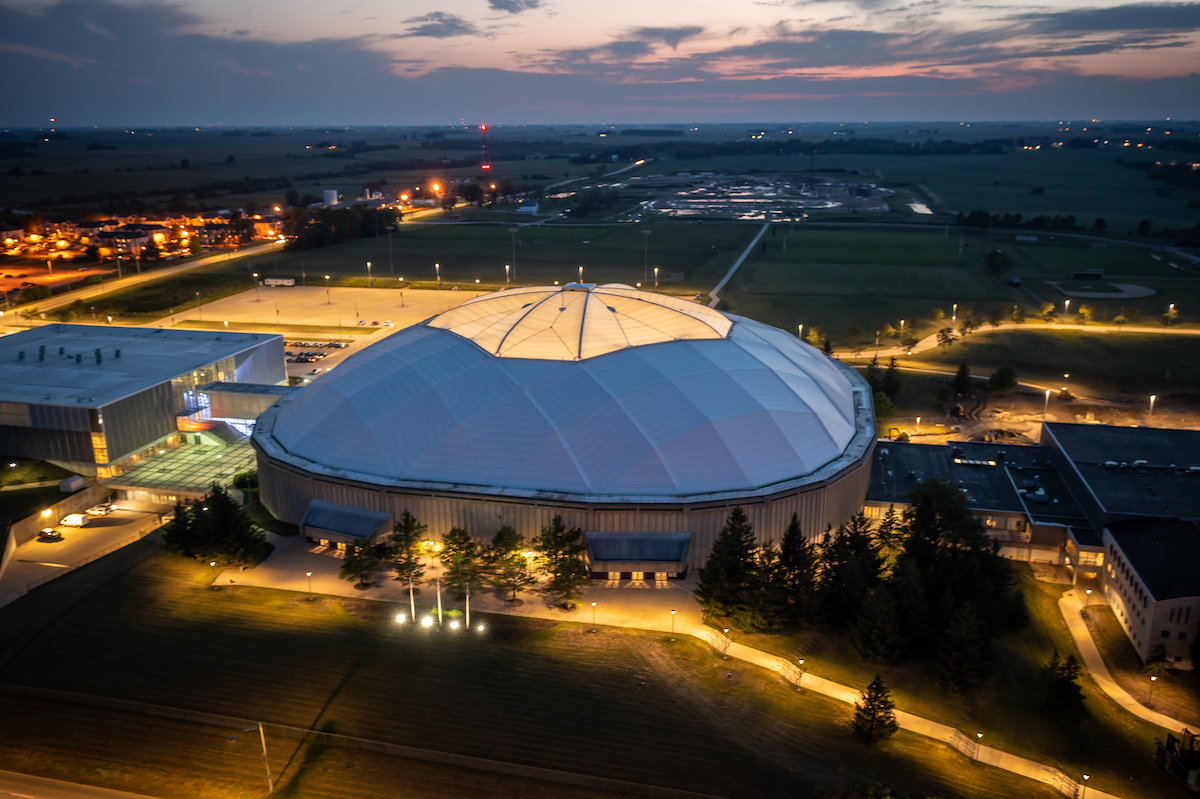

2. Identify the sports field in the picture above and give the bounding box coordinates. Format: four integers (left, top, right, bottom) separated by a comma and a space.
0, 553, 1059, 799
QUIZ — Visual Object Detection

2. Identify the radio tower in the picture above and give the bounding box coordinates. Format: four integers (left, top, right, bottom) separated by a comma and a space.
480, 124, 491, 171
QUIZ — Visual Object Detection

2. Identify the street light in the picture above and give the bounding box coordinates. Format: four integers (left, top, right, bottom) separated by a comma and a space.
1084, 588, 1092, 609
670, 609, 676, 642
209, 560, 218, 588
1081, 774, 1089, 798
952, 303, 957, 325
366, 261, 372, 288
578, 265, 584, 284
509, 227, 518, 281
1044, 388, 1052, 419
1149, 675, 1158, 706
654, 266, 659, 287
252, 272, 260, 301
505, 264, 510, 283
435, 262, 440, 288
642, 229, 652, 283
324, 275, 331, 304
230, 722, 274, 792
589, 601, 597, 633
1149, 394, 1157, 421
722, 627, 731, 659
1064, 299, 1071, 316
305, 570, 313, 601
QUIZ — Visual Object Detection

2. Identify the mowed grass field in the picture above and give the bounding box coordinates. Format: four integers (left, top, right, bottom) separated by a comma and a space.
218, 221, 758, 294
724, 229, 1028, 342
737, 565, 1180, 799
0, 553, 1060, 799
904, 329, 1200, 397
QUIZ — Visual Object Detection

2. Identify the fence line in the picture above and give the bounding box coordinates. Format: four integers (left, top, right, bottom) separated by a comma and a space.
1044, 767, 1081, 797
0, 683, 725, 799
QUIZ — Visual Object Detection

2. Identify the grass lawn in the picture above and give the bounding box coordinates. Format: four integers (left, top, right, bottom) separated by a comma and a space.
1083, 604, 1200, 728
903, 329, 1200, 396
734, 564, 1180, 799
0, 458, 73, 488
0, 485, 73, 526
229, 222, 758, 295
0, 553, 1061, 799
1016, 241, 1189, 280
1029, 275, 1200, 326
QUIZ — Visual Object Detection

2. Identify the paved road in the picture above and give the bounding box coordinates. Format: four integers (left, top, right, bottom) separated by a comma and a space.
21, 241, 283, 316
0, 770, 160, 799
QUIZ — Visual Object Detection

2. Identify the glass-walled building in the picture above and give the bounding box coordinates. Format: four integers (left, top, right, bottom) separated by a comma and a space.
0, 324, 284, 477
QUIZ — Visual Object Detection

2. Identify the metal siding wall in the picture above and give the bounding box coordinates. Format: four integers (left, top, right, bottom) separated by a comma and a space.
258, 440, 875, 570
102, 383, 175, 462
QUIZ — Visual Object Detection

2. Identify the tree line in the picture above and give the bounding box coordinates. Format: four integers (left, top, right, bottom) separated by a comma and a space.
695, 479, 1030, 695
338, 512, 590, 609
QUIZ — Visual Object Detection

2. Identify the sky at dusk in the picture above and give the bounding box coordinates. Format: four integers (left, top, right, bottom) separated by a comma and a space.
2, 0, 1199, 126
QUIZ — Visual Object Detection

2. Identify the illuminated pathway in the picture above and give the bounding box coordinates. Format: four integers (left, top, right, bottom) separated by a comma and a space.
227, 535, 1126, 799
0, 769, 159, 799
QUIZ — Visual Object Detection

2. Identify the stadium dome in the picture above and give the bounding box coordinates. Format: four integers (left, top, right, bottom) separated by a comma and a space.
254, 283, 874, 569
259, 283, 863, 500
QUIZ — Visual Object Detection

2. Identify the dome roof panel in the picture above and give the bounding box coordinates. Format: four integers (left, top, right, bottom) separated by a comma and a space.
429, 283, 731, 361
265, 287, 869, 498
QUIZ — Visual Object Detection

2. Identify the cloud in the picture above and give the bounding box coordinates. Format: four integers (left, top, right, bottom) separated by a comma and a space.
0, 41, 95, 67
1014, 2, 1200, 33
488, 0, 542, 13
232, 29, 249, 36
625, 25, 705, 49
400, 11, 489, 38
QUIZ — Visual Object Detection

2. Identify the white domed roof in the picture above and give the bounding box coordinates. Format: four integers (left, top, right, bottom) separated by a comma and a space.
259, 288, 869, 501
428, 283, 731, 361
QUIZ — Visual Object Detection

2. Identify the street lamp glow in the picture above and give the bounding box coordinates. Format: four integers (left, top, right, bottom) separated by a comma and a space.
421, 616, 434, 628
395, 613, 406, 624
449, 620, 460, 630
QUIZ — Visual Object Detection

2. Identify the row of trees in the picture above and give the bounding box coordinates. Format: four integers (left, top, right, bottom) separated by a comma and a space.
338, 513, 591, 608
695, 480, 1029, 695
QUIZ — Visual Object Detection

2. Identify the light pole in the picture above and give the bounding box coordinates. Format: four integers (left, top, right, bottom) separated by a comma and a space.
385, 226, 394, 276
899, 319, 905, 341
435, 262, 440, 288
952, 303, 957, 325
975, 731, 984, 762
578, 265, 584, 284
409, 574, 416, 620
1084, 588, 1092, 610
209, 560, 218, 588
1044, 388, 1052, 419
505, 264, 510, 283
324, 275, 331, 304
670, 609, 676, 641
230, 723, 274, 793
1081, 774, 1089, 798
1064, 298, 1071, 316
436, 576, 443, 624
798, 324, 803, 341
466, 582, 471, 629
305, 570, 313, 601
509, 227, 518, 281
196, 291, 202, 322
1149, 394, 1157, 421
642, 229, 651, 283
366, 261, 372, 288
721, 627, 731, 659
654, 266, 659, 287
796, 658, 805, 690
588, 601, 598, 633
252, 272, 260, 301
1149, 674, 1157, 707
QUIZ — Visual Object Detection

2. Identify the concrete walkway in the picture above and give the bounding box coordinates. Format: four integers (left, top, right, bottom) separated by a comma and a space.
222, 535, 1123, 799
707, 223, 768, 309
0, 769, 160, 799
1058, 587, 1195, 731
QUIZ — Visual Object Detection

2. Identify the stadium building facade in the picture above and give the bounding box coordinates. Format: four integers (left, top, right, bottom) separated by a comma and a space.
254, 284, 875, 573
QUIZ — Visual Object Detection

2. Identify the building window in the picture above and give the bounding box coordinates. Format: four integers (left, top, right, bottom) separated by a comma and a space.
1162, 630, 1170, 638
1180, 632, 1188, 640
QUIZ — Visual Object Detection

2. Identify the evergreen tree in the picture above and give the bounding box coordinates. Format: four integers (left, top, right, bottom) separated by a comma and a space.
851, 675, 899, 743
815, 514, 882, 631
872, 505, 899, 555
186, 484, 265, 564
1044, 650, 1086, 723
865, 355, 883, 393
849, 591, 906, 664
694, 507, 757, 619
732, 542, 787, 633
936, 604, 992, 693
387, 510, 426, 585
339, 541, 381, 588
882, 357, 902, 399
159, 502, 193, 558
487, 525, 537, 602
951, 362, 972, 395
987, 366, 1018, 394
886, 555, 934, 655
778, 513, 818, 623
823, 337, 834, 357
439, 527, 482, 597
532, 515, 589, 608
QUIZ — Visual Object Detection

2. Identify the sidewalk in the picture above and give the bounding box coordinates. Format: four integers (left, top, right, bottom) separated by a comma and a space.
1059, 587, 1195, 731
223, 536, 1124, 799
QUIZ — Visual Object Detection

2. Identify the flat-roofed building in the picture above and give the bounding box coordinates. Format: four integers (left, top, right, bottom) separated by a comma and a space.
0, 325, 284, 478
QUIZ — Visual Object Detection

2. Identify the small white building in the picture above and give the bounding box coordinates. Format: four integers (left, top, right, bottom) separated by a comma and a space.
516, 200, 539, 215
